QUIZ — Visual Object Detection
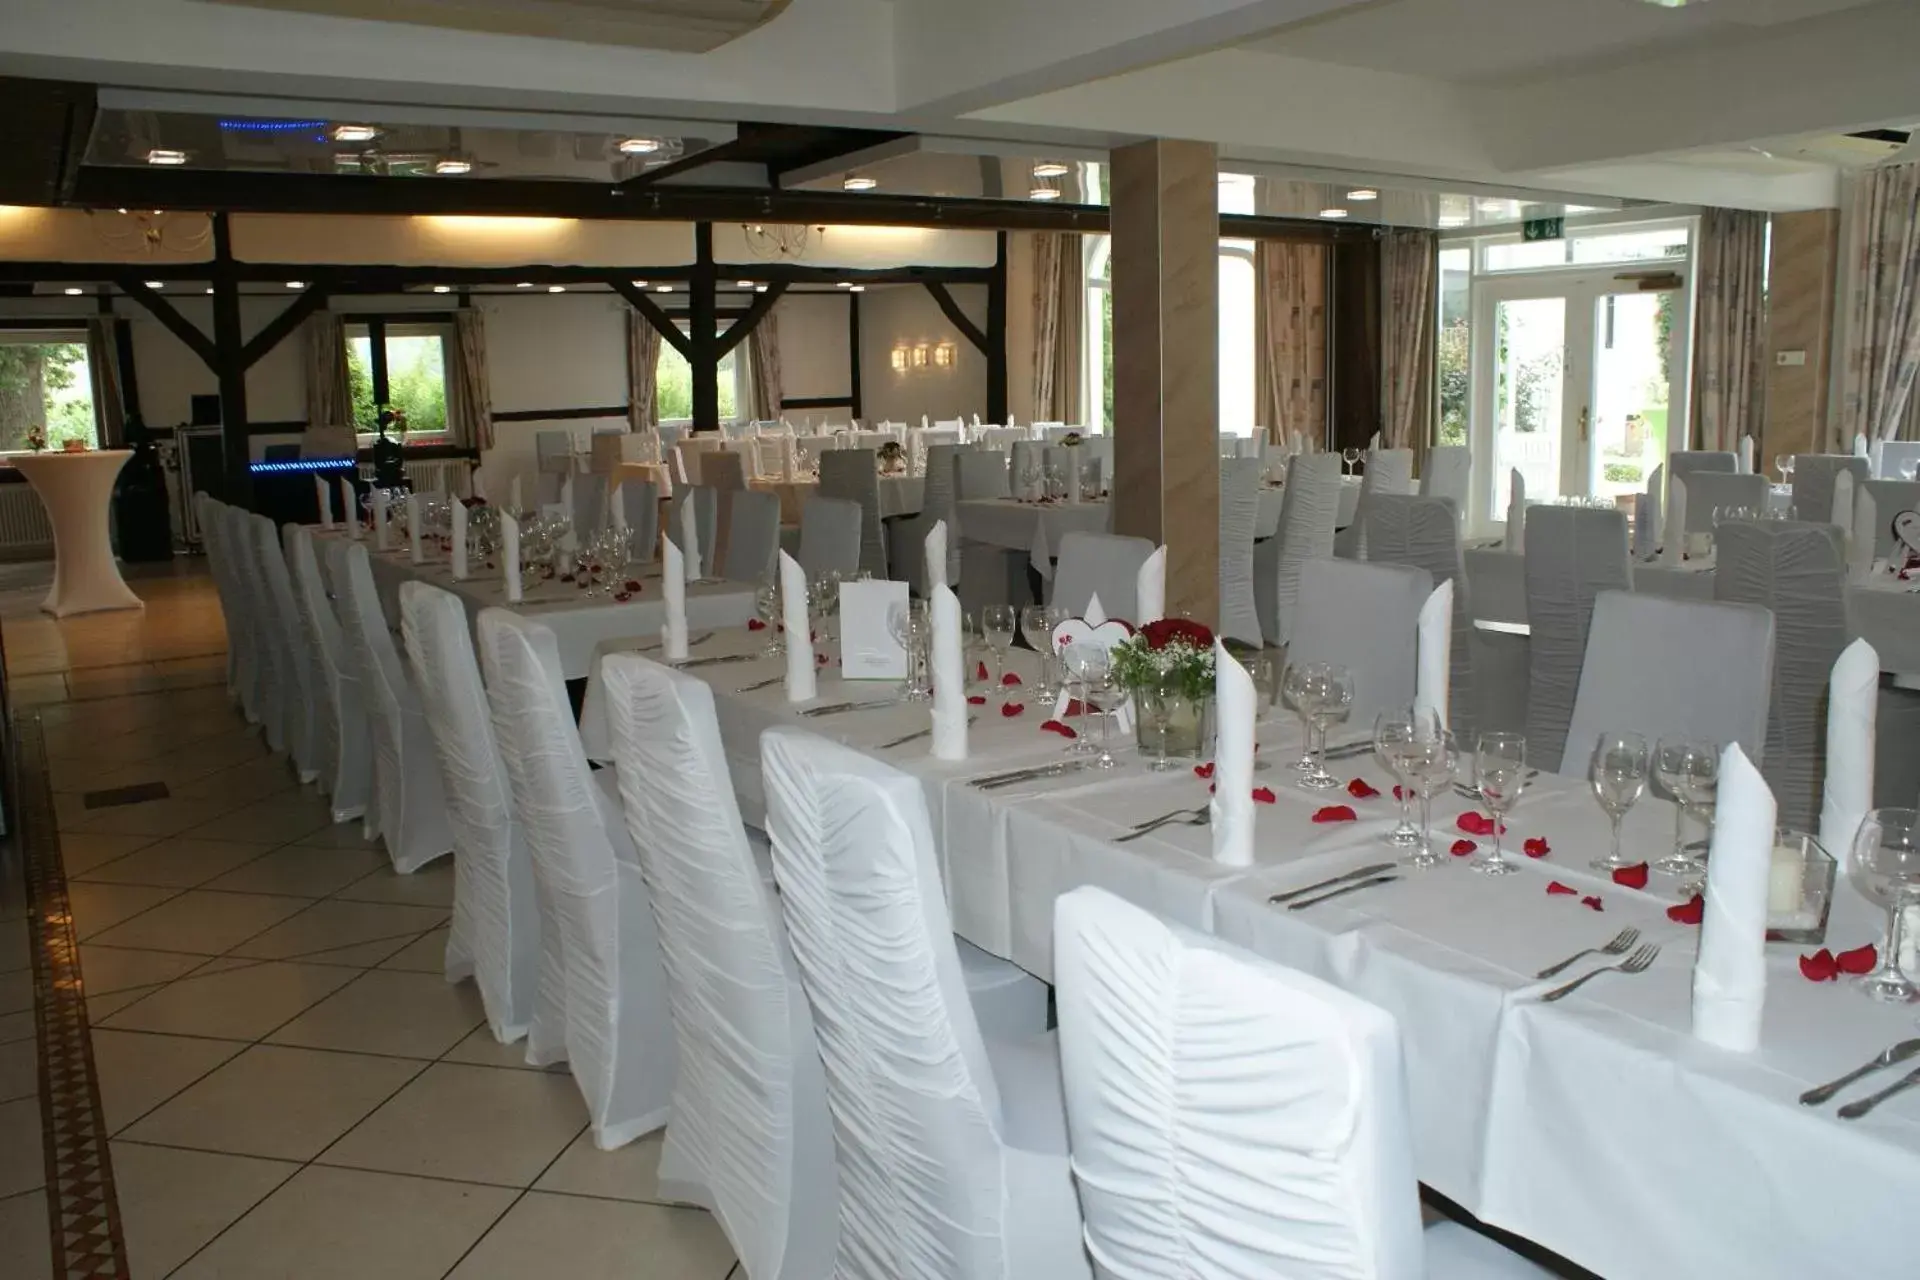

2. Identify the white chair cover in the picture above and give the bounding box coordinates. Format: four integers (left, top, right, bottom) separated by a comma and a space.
749, 434, 784, 479
1363, 494, 1476, 743
975, 426, 1029, 451
1041, 426, 1078, 445
570, 471, 608, 537
1334, 448, 1414, 558
957, 450, 1011, 500
398, 583, 542, 1043
1218, 458, 1264, 647
1420, 445, 1472, 514
1563, 590, 1775, 779
1257, 452, 1341, 647
760, 728, 1092, 1280
227, 507, 291, 753
1790, 454, 1870, 527
622, 479, 661, 563
602, 655, 838, 1278
1668, 450, 1738, 491
721, 489, 781, 584
1522, 506, 1632, 774
798, 496, 864, 582
1859, 479, 1920, 560
1053, 887, 1549, 1280
1051, 532, 1155, 622
248, 514, 318, 781
330, 539, 455, 870
1682, 472, 1768, 533
1876, 440, 1920, 481
535, 429, 574, 475
195, 496, 245, 703
1290, 558, 1429, 726
705, 448, 749, 492
901, 443, 969, 594
1714, 521, 1852, 829
477, 609, 676, 1148
215, 503, 269, 729
287, 527, 371, 823
818, 449, 889, 580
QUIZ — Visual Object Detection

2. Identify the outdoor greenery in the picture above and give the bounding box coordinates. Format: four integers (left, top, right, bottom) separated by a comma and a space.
347, 332, 448, 435
1437, 318, 1469, 446
655, 340, 738, 422
0, 342, 95, 450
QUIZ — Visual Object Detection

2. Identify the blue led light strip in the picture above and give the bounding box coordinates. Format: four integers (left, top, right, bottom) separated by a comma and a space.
218, 119, 330, 132
248, 458, 359, 474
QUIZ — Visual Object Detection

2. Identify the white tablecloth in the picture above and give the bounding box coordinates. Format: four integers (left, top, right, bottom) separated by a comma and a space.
754, 475, 923, 523
956, 499, 1112, 576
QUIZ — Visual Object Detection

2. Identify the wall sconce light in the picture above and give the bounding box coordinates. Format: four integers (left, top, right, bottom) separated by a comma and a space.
933, 342, 956, 368
912, 345, 930, 368
891, 345, 909, 372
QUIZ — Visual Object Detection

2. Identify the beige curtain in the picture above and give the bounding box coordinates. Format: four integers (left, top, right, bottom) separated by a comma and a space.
1689, 208, 1769, 452
627, 311, 661, 430
85, 318, 125, 445
447, 308, 492, 451
1031, 232, 1084, 422
304, 312, 352, 429
1379, 228, 1438, 453
743, 311, 783, 421
1254, 241, 1328, 448
1838, 162, 1920, 446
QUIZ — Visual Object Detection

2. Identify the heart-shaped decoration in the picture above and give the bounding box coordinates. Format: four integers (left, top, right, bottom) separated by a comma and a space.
1049, 616, 1135, 657
1893, 510, 1920, 560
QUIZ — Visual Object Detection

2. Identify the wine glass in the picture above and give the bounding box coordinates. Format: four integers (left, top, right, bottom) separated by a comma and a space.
754, 577, 783, 657
1064, 643, 1118, 769
1472, 730, 1531, 876
1776, 453, 1796, 486
1137, 671, 1181, 771
1373, 707, 1424, 851
1342, 447, 1362, 477
1022, 604, 1065, 702
899, 600, 932, 701
1588, 731, 1651, 872
1652, 738, 1716, 877
1295, 663, 1354, 791
981, 605, 1016, 701
1281, 663, 1318, 774
1402, 717, 1457, 870
1848, 808, 1920, 1004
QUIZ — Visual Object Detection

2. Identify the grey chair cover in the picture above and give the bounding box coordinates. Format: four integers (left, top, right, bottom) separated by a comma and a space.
955, 450, 1021, 615
1255, 452, 1340, 647
797, 496, 863, 582
1334, 447, 1414, 559
704, 449, 748, 492
1522, 506, 1632, 773
1364, 494, 1476, 743
1050, 532, 1154, 621
570, 471, 608, 538
249, 513, 318, 781
1682, 472, 1768, 533
722, 489, 781, 584
1562, 590, 1774, 780
1877, 441, 1920, 481
1218, 457, 1264, 647
898, 443, 970, 593
1859, 480, 1920, 560
535, 429, 573, 474
1668, 451, 1737, 489
1791, 454, 1870, 527
818, 448, 889, 580
1714, 521, 1852, 828
286, 525, 371, 823
1289, 557, 1431, 726
621, 479, 660, 563
1419, 445, 1471, 514
956, 450, 1010, 500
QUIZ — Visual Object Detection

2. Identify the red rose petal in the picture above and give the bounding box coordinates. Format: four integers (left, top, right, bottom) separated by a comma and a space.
1311, 805, 1358, 823
967, 695, 987, 706
1547, 881, 1578, 896
1835, 943, 1879, 975
1610, 863, 1650, 890
976, 661, 989, 681
1041, 719, 1077, 739
1581, 896, 1604, 912
747, 618, 767, 632
1194, 762, 1216, 780
1209, 783, 1216, 795
1450, 839, 1477, 856
1523, 837, 1550, 858
624, 579, 643, 593
1667, 895, 1704, 925
816, 653, 829, 666
1001, 673, 1023, 687
1800, 949, 1839, 982
613, 591, 632, 602
1252, 787, 1276, 804
1001, 702, 1026, 718
1392, 785, 1407, 802
1457, 812, 1504, 836
1347, 779, 1382, 800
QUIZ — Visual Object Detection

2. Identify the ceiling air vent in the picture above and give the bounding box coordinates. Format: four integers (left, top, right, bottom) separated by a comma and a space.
1785, 128, 1916, 167
205, 0, 792, 52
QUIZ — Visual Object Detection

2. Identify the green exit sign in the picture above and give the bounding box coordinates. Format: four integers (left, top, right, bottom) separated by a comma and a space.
1523, 217, 1565, 242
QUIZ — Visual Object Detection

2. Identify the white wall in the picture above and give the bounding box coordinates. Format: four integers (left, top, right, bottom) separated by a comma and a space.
774, 293, 854, 408
857, 283, 989, 425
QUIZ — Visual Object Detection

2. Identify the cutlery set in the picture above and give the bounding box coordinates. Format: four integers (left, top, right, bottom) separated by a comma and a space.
798, 699, 896, 719
638, 631, 713, 653
1116, 806, 1209, 842
1537, 944, 1660, 1002
674, 653, 761, 670
968, 761, 1089, 791
1266, 863, 1397, 910
876, 716, 978, 750
1800, 1039, 1920, 1118
735, 674, 784, 693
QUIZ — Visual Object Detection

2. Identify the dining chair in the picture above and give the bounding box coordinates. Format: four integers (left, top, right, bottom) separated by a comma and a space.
721, 489, 781, 584
601, 655, 839, 1279
1050, 531, 1154, 621
477, 608, 676, 1149
1052, 887, 1554, 1280
620, 478, 661, 563
286, 526, 371, 824
398, 582, 543, 1045
1420, 445, 1472, 518
1256, 452, 1341, 648
1364, 494, 1477, 744
248, 513, 318, 781
751, 434, 789, 480
1289, 557, 1429, 726
215, 503, 269, 731
535, 429, 574, 475
706, 447, 749, 492
1667, 449, 1738, 493
898, 442, 969, 594
1009, 440, 1045, 495
1522, 505, 1632, 774
1714, 521, 1851, 828
666, 485, 720, 574
1790, 454, 1870, 527
1335, 447, 1415, 559
760, 729, 1093, 1280
1682, 472, 1768, 533
1857, 480, 1920, 561
1562, 590, 1774, 781
1876, 440, 1920, 481
975, 426, 1028, 452
797, 495, 864, 582
1218, 457, 1264, 647
955, 450, 1024, 616
330, 539, 456, 870
570, 471, 609, 538
195, 495, 244, 705
817, 448, 889, 580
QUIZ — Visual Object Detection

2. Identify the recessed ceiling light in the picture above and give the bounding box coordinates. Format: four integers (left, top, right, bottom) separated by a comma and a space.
432, 285, 451, 293
517, 282, 533, 289
631, 280, 648, 289
144, 149, 188, 166
655, 285, 673, 293
1318, 208, 1349, 219
837, 281, 853, 289
205, 287, 215, 295
62, 287, 83, 296
617, 137, 662, 155
548, 285, 566, 293
435, 157, 473, 175
1032, 161, 1070, 179
842, 175, 878, 191
1346, 188, 1379, 201
1477, 200, 1507, 214
1029, 187, 1062, 201
331, 123, 380, 143
143, 281, 164, 289
285, 281, 305, 288
754, 285, 768, 293
735, 280, 754, 288
850, 285, 866, 293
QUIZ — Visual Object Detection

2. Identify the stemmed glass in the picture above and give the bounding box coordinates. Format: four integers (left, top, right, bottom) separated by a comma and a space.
901, 600, 932, 701
1653, 738, 1716, 877
1021, 605, 1064, 701
1282, 664, 1317, 774
1775, 453, 1796, 486
1402, 716, 1457, 870
1290, 663, 1354, 791
754, 577, 783, 657
1342, 447, 1362, 477
1472, 730, 1531, 876
1136, 671, 1182, 771
1588, 731, 1650, 872
1848, 808, 1920, 1004
981, 605, 1016, 702
1373, 707, 1424, 851
1063, 643, 1117, 768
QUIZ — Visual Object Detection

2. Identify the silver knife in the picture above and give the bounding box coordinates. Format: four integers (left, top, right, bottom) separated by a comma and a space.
1287, 873, 1400, 911
1838, 1064, 1920, 1120
1268, 863, 1396, 905
640, 631, 713, 653
736, 674, 784, 693
1802, 1037, 1920, 1106
675, 653, 761, 669
799, 700, 894, 719
973, 761, 1088, 790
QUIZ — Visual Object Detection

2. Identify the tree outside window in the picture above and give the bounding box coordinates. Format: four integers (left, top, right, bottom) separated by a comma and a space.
0, 340, 97, 450
654, 331, 739, 423
345, 322, 450, 438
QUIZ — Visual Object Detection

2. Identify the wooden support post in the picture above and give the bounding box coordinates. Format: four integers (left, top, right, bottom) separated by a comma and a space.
209, 215, 252, 507
690, 222, 719, 433
988, 232, 1009, 426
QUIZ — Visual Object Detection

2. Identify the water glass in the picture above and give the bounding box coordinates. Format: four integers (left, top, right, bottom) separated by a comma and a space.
1652, 738, 1715, 877
1021, 604, 1065, 701
1373, 707, 1424, 851
1403, 719, 1458, 870
981, 604, 1016, 700
1588, 731, 1651, 872
1291, 663, 1354, 791
1064, 644, 1118, 769
1342, 447, 1362, 476
1472, 730, 1531, 876
1847, 808, 1920, 1004
754, 578, 783, 657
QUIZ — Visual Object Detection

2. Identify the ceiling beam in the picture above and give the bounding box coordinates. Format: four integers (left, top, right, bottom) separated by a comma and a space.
241, 284, 329, 370
922, 281, 988, 353
608, 278, 693, 359
716, 281, 789, 358
112, 277, 217, 369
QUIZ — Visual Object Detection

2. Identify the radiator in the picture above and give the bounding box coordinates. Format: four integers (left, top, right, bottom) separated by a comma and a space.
0, 485, 53, 560
356, 458, 474, 498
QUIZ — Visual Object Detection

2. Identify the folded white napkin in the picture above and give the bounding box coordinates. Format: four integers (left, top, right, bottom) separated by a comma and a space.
1644, 464, 1665, 547
1850, 490, 1877, 580
315, 476, 334, 530
930, 584, 968, 761
1739, 435, 1755, 475
610, 480, 627, 534
661, 536, 689, 660
509, 473, 523, 515
1504, 469, 1527, 552
451, 500, 468, 580
1136, 546, 1166, 624
1820, 639, 1879, 867
341, 477, 361, 541
1369, 430, 1383, 450
1692, 743, 1774, 1053
407, 494, 425, 565
1632, 493, 1654, 559
1855, 432, 1872, 459
561, 471, 575, 520
372, 489, 392, 552
1415, 579, 1452, 730
1659, 475, 1688, 565
501, 512, 522, 604
1065, 452, 1082, 505
1210, 639, 1256, 869
925, 519, 948, 592
780, 550, 815, 702
679, 494, 704, 580
1832, 468, 1855, 529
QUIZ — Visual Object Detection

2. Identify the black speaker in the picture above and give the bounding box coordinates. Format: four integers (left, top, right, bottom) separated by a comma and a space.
189, 394, 222, 427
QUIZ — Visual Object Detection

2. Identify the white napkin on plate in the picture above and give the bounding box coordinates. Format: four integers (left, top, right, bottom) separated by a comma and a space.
1504, 469, 1526, 552
925, 519, 948, 592
1850, 490, 1877, 580
451, 500, 468, 580
779, 550, 815, 702
1692, 743, 1774, 1053
1210, 639, 1256, 869
661, 536, 689, 661
679, 493, 704, 580
1738, 435, 1755, 475
500, 512, 522, 604
1819, 639, 1879, 868
315, 476, 333, 530
1832, 468, 1855, 530
930, 584, 968, 761
341, 477, 361, 541
372, 489, 392, 552
1660, 475, 1688, 565
407, 494, 425, 565
1136, 546, 1166, 625
1415, 579, 1452, 730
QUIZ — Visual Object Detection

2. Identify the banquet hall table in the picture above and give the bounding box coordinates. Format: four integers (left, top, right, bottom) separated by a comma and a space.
574, 623, 1920, 1280
9, 450, 143, 617
956, 498, 1112, 576
751, 474, 923, 524
614, 461, 672, 499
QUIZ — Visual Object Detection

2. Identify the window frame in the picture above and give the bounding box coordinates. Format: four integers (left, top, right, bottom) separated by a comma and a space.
341, 312, 455, 444
652, 321, 747, 429
0, 328, 100, 454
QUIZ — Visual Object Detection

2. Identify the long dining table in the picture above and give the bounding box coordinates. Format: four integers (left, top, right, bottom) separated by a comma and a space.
576, 621, 1920, 1280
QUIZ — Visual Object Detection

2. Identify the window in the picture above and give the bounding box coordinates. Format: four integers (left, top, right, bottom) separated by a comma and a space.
1480, 224, 1689, 273
344, 319, 451, 439
1436, 247, 1472, 446
654, 329, 741, 424
0, 333, 96, 451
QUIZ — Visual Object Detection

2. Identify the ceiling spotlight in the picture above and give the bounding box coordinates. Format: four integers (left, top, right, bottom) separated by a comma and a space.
754, 285, 768, 293
285, 280, 306, 288
62, 287, 83, 296
1318, 208, 1349, 219
144, 148, 188, 166
850, 285, 866, 293
837, 281, 853, 289
435, 156, 474, 175
735, 280, 755, 288
331, 123, 380, 143
1477, 199, 1507, 214
617, 137, 663, 155
1346, 188, 1379, 201
548, 285, 566, 293
205, 287, 215, 295
655, 285, 673, 293
517, 282, 533, 289
1029, 186, 1062, 201
842, 175, 878, 192
144, 281, 164, 290
1032, 161, 1070, 179
431, 285, 451, 294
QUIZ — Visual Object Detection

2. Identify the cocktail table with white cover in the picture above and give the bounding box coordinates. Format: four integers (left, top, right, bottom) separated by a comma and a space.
956, 498, 1110, 577
10, 450, 143, 616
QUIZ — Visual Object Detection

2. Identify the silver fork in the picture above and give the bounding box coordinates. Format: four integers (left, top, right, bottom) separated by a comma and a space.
1539, 943, 1660, 1002
1535, 927, 1641, 979
1116, 812, 1208, 843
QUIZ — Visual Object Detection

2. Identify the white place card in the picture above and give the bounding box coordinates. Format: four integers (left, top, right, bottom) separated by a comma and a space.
839, 579, 910, 680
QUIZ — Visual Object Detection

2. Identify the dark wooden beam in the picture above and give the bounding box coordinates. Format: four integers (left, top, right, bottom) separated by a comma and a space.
112, 318, 141, 427
689, 222, 720, 433
113, 278, 217, 369
988, 232, 1009, 426
716, 281, 788, 358
608, 279, 692, 360
209, 214, 253, 505
848, 291, 863, 422
922, 281, 988, 353
241, 285, 329, 371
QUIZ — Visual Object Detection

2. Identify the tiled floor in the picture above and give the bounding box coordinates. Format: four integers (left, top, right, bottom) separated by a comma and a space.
2, 560, 740, 1279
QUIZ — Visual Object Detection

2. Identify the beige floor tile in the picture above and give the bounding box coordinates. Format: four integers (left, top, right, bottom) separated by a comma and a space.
0, 1039, 35, 1103
293, 821, 386, 852
322, 1061, 587, 1188
201, 844, 388, 899
120, 1044, 424, 1162
110, 1141, 301, 1279
171, 1164, 516, 1280
377, 925, 453, 974
268, 970, 486, 1060
66, 881, 180, 940
76, 944, 211, 996
56, 831, 155, 876
0, 971, 28, 1019
10, 673, 68, 705
0, 1011, 33, 1045
66, 795, 242, 840
171, 756, 301, 806
450, 1192, 735, 1280
230, 900, 448, 962
0, 918, 24, 973
442, 1024, 551, 1072
184, 793, 334, 846
99, 960, 358, 1041
335, 858, 457, 908
87, 890, 313, 956
535, 1129, 671, 1205
0, 1097, 45, 1197
295, 933, 431, 968
0, 1189, 53, 1280
92, 1029, 248, 1134
74, 837, 275, 890
86, 988, 150, 1023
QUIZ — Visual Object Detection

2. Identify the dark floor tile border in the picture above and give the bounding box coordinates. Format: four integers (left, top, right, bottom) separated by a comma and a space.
13, 714, 131, 1279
